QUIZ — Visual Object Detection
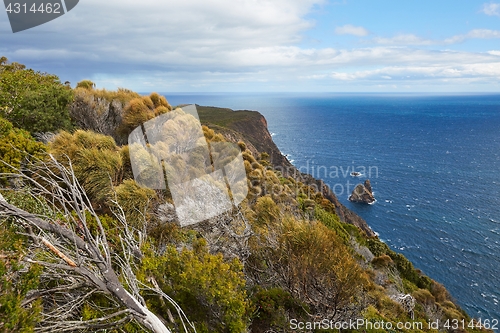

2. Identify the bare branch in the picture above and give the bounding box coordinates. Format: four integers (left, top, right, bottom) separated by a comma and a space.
0, 155, 179, 333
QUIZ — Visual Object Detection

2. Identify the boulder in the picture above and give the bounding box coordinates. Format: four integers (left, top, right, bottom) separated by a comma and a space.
349, 179, 375, 204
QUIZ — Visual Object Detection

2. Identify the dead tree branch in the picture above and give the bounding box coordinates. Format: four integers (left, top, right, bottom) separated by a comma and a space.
0, 155, 194, 333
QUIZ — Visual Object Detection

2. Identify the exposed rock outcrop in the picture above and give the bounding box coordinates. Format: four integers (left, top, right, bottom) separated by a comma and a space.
364, 179, 372, 193
197, 105, 292, 169
349, 179, 375, 204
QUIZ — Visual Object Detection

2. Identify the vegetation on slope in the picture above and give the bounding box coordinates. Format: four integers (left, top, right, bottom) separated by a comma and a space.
0, 57, 491, 333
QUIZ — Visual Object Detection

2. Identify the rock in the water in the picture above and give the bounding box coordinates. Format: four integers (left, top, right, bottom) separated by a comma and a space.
349, 179, 375, 204
364, 179, 372, 193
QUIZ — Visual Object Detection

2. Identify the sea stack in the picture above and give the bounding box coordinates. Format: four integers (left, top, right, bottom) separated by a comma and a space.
349, 179, 375, 204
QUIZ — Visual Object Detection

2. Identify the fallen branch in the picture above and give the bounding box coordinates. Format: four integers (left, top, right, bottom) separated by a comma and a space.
41, 237, 77, 267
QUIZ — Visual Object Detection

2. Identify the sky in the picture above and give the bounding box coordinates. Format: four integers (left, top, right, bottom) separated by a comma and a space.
1, 0, 500, 92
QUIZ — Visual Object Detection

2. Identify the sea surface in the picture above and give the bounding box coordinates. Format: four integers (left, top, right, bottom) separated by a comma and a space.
163, 92, 500, 323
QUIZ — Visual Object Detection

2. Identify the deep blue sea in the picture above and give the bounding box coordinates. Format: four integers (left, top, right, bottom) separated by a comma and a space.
163, 93, 500, 323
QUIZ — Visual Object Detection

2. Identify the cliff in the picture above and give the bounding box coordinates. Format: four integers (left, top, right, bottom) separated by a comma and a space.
198, 105, 376, 237
196, 105, 291, 169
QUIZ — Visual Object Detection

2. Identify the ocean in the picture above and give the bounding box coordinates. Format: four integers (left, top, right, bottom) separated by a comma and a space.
163, 93, 500, 323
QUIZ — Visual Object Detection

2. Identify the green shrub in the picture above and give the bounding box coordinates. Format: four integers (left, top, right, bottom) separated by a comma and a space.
0, 118, 46, 182
49, 130, 123, 204
366, 238, 432, 290
254, 195, 280, 227
75, 79, 95, 90
0, 58, 73, 134
115, 179, 156, 228
250, 287, 307, 332
313, 206, 350, 242
0, 219, 42, 332
371, 254, 394, 267
119, 93, 172, 138
139, 243, 249, 333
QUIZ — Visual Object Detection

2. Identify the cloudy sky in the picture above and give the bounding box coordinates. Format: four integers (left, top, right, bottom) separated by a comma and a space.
1, 0, 500, 92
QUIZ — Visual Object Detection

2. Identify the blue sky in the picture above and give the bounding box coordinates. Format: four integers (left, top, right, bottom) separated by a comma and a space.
1, 0, 500, 92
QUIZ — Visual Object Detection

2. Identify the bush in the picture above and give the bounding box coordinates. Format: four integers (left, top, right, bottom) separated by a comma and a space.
249, 217, 368, 320
412, 288, 435, 305
115, 179, 157, 228
75, 79, 95, 90
0, 219, 42, 332
0, 117, 47, 183
250, 287, 307, 332
0, 58, 73, 134
254, 195, 280, 227
119, 93, 172, 138
49, 130, 124, 204
371, 254, 394, 267
366, 238, 432, 290
139, 243, 249, 333
430, 281, 449, 303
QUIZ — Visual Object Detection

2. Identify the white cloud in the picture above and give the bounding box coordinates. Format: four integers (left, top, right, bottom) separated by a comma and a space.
481, 2, 500, 16
444, 29, 500, 43
1, 0, 499, 91
335, 24, 369, 36
326, 62, 500, 82
373, 34, 434, 45
373, 29, 500, 46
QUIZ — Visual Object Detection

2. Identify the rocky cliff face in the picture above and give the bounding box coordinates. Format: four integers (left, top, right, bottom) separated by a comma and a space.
197, 105, 292, 169
198, 105, 376, 237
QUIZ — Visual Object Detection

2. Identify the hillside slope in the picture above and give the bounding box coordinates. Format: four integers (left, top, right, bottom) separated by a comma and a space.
0, 68, 490, 332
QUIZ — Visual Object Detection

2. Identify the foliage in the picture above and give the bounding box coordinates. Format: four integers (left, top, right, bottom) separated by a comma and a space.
0, 117, 47, 182
313, 205, 351, 242
75, 80, 95, 90
253, 195, 280, 228
139, 242, 249, 333
371, 254, 394, 267
0, 190, 52, 217
115, 179, 157, 228
0, 219, 42, 332
250, 287, 307, 333
0, 58, 73, 134
119, 93, 172, 138
49, 130, 124, 204
276, 217, 368, 317
366, 238, 433, 290
248, 215, 368, 323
